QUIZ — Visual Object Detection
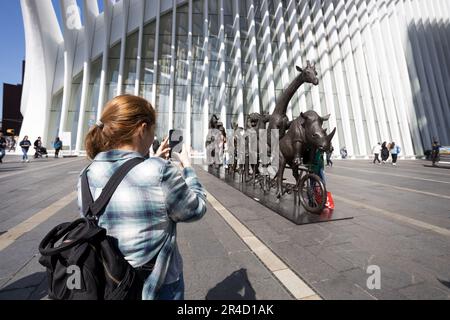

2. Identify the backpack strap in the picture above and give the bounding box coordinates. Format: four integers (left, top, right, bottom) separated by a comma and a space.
81, 157, 145, 219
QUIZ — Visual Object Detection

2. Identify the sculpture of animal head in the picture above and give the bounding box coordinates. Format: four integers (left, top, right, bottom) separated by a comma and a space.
296, 60, 319, 86
300, 111, 336, 152
209, 115, 219, 129
247, 113, 269, 130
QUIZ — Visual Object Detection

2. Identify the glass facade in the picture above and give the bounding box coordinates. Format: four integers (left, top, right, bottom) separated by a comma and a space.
45, 0, 450, 157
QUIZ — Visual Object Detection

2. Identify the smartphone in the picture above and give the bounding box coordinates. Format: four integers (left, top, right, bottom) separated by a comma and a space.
169, 129, 184, 159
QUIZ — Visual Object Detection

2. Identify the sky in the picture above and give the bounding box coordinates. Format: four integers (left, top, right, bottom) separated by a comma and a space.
0, 1, 25, 121
0, 0, 104, 120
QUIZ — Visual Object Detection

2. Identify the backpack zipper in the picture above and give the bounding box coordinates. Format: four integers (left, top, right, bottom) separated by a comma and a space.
89, 244, 121, 285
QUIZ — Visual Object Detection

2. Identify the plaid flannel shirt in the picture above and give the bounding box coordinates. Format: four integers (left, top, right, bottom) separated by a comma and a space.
77, 150, 207, 300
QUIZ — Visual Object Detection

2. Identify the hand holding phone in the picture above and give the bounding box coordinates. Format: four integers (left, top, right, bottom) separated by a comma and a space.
169, 130, 184, 159
155, 137, 170, 159
172, 144, 192, 169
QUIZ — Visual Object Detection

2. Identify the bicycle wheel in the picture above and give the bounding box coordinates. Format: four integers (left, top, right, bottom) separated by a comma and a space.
298, 173, 327, 214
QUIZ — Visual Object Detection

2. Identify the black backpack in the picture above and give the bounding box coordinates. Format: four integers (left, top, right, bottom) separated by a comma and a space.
39, 158, 155, 300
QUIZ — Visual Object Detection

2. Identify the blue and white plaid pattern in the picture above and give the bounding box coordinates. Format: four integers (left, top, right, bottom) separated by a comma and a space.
77, 150, 207, 300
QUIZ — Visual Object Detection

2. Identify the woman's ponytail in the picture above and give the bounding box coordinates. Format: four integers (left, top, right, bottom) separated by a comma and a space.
85, 124, 106, 160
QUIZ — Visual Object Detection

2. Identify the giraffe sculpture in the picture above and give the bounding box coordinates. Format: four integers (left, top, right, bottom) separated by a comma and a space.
267, 61, 320, 149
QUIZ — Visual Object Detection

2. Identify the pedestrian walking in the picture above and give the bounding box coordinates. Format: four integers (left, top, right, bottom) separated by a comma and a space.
372, 142, 382, 164
431, 138, 441, 166
54, 137, 63, 158
80, 94, 207, 300
340, 146, 348, 159
326, 146, 334, 167
390, 142, 401, 166
20, 136, 32, 162
0, 133, 7, 163
8, 136, 17, 152
381, 141, 389, 164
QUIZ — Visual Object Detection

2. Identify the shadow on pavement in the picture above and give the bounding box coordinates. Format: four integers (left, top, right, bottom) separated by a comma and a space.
0, 166, 25, 173
438, 278, 450, 289
0, 272, 48, 300
423, 164, 450, 169
205, 269, 256, 300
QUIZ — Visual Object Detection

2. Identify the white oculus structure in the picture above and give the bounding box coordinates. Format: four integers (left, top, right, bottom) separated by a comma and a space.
19, 0, 450, 158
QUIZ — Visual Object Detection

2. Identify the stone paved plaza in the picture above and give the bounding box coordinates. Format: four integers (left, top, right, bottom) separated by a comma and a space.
0, 154, 449, 300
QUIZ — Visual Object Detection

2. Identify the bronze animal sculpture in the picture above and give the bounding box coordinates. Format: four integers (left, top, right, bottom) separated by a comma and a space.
267, 61, 319, 149
276, 111, 336, 198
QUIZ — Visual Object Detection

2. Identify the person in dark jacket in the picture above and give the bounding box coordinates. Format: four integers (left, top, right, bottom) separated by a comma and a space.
431, 138, 441, 166
381, 141, 390, 164
54, 137, 63, 158
326, 146, 334, 167
20, 136, 32, 163
0, 133, 7, 163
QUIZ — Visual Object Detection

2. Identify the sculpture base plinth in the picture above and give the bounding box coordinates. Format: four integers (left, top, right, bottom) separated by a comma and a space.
205, 166, 353, 226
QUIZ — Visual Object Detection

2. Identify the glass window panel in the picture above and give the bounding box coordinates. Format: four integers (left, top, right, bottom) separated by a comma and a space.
192, 13, 204, 36
157, 57, 171, 85
140, 84, 153, 102
192, 36, 205, 61
177, 3, 189, 13
158, 35, 172, 58
125, 32, 138, 59
144, 20, 156, 35
193, 0, 202, 13
175, 60, 188, 86
141, 59, 154, 84
124, 59, 137, 85
48, 91, 63, 147
208, 0, 218, 14
142, 35, 155, 60
224, 0, 232, 15
208, 14, 219, 36
177, 12, 189, 35
159, 12, 173, 35
155, 85, 170, 137
66, 72, 83, 149
193, 60, 204, 86
176, 36, 189, 61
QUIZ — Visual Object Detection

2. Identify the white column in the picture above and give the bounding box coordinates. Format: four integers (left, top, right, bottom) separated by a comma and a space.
96, 0, 113, 119
185, 0, 193, 148
134, 0, 145, 96
424, 0, 450, 134
435, 0, 450, 84
218, 0, 227, 125
152, 0, 161, 107
376, 0, 415, 157
345, 0, 378, 150
298, 1, 321, 115
233, 0, 244, 128
58, 0, 80, 137
117, 0, 130, 96
323, 0, 355, 157
366, 0, 403, 148
285, 0, 306, 116
314, 0, 341, 152
167, 0, 177, 130
247, 0, 262, 115
409, 0, 449, 143
356, 0, 390, 143
382, 0, 422, 156
202, 0, 209, 153
332, 0, 368, 157
75, 0, 99, 152
261, 0, 276, 114
273, 0, 292, 120
401, 0, 442, 145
